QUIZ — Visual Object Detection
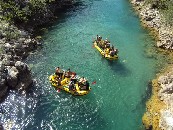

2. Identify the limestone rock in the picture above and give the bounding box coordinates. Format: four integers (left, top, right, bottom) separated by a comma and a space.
18, 38, 25, 44
6, 66, 19, 88
160, 83, 173, 94
19, 30, 28, 37
160, 110, 173, 130
24, 38, 38, 51
131, 0, 173, 50
158, 75, 169, 85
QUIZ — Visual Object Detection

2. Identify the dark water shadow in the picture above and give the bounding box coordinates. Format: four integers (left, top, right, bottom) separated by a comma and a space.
106, 59, 131, 77
141, 80, 152, 104
131, 80, 152, 113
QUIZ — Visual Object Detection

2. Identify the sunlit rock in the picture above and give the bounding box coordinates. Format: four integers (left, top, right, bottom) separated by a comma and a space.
6, 66, 19, 88
160, 110, 173, 130
14, 61, 33, 90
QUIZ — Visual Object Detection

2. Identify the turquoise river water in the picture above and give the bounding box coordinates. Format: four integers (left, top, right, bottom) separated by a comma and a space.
0, 0, 160, 130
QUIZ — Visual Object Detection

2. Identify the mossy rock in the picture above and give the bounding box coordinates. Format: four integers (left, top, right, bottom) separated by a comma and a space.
35, 36, 42, 40
142, 113, 152, 130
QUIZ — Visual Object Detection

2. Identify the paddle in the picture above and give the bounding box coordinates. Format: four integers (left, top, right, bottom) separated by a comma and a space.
91, 81, 96, 85
57, 88, 61, 93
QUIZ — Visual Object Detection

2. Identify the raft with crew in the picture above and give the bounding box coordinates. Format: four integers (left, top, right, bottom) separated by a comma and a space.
49, 67, 91, 96
93, 35, 118, 60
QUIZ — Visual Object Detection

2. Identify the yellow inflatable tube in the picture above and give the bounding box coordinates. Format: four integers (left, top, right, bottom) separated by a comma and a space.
93, 41, 118, 60
49, 74, 91, 96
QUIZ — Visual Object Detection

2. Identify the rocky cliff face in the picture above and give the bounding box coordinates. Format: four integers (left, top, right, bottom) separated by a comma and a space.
0, 20, 41, 100
130, 0, 173, 129
158, 68, 173, 130
131, 0, 173, 50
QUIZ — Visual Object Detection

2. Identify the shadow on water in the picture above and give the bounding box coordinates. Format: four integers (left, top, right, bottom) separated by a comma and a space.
131, 80, 152, 113
141, 80, 153, 104
106, 60, 131, 76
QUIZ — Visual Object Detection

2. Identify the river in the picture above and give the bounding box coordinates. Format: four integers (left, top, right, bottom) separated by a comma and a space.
0, 0, 159, 129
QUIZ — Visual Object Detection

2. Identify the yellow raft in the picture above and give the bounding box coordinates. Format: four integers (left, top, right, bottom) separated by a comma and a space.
93, 41, 118, 60
49, 74, 91, 96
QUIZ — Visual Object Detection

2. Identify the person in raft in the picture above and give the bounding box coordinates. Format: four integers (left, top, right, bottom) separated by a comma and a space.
55, 67, 63, 78
55, 67, 60, 75
109, 49, 116, 57
96, 35, 102, 43
57, 77, 62, 86
71, 72, 77, 84
64, 68, 72, 78
83, 81, 90, 90
109, 47, 118, 56
105, 41, 110, 49
78, 77, 86, 87
104, 38, 108, 44
69, 81, 76, 91
79, 78, 90, 90
96, 35, 99, 45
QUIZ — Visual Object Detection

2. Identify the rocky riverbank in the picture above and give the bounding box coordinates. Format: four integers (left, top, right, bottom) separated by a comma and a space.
130, 0, 173, 129
130, 0, 173, 49
0, 0, 74, 101
0, 19, 41, 100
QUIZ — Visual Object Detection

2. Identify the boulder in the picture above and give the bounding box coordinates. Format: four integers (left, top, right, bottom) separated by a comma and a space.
14, 48, 24, 56
2, 56, 11, 66
13, 42, 22, 49
1, 54, 15, 66
18, 38, 26, 44
6, 67, 19, 88
158, 75, 169, 85
15, 61, 27, 72
4, 43, 13, 48
19, 30, 28, 37
160, 83, 173, 94
14, 61, 33, 90
0, 76, 8, 100
24, 38, 38, 51
160, 110, 173, 130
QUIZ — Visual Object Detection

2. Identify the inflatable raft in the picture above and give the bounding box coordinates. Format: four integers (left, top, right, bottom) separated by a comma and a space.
93, 41, 118, 60
49, 74, 91, 96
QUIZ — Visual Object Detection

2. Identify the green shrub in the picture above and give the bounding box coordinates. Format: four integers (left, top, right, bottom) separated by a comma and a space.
0, 0, 56, 24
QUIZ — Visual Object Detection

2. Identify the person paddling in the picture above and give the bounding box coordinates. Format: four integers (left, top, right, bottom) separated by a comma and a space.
65, 68, 72, 78
71, 73, 77, 84
55, 67, 60, 75
55, 67, 63, 78
79, 77, 86, 84
78, 77, 86, 88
